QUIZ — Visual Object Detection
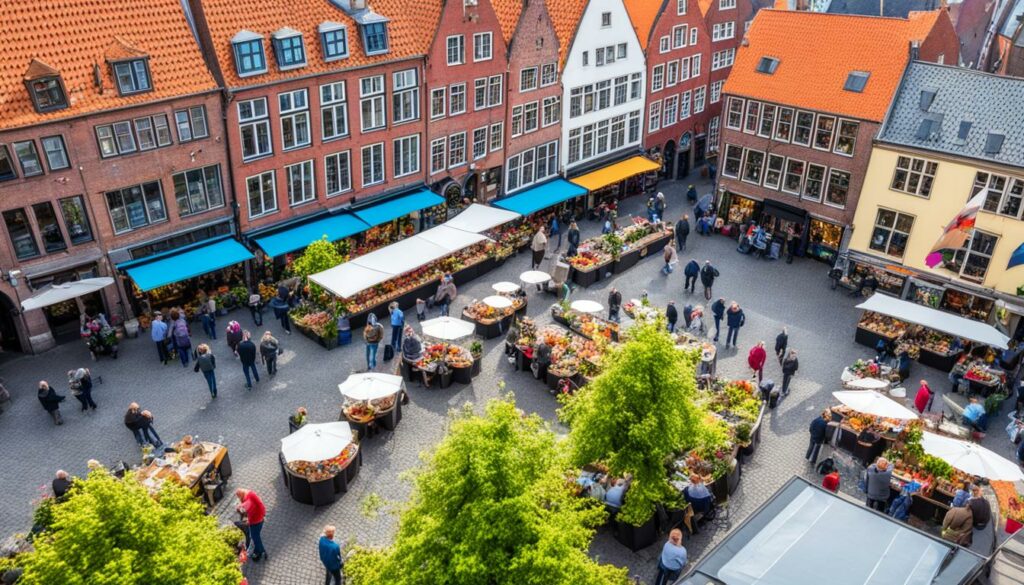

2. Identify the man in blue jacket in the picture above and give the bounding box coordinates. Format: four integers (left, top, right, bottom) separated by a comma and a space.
683, 260, 700, 294
806, 409, 830, 465
319, 524, 343, 585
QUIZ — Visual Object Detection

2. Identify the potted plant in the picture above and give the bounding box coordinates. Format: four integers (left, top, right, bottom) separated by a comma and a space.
289, 407, 308, 434
736, 422, 754, 456
470, 340, 483, 377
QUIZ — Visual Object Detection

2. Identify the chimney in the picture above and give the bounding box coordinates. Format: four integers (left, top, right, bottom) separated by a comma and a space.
910, 40, 920, 60
352, 0, 366, 9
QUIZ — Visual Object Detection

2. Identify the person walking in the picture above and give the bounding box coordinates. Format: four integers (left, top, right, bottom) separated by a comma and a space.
666, 301, 679, 334
806, 409, 829, 465
52, 470, 73, 500
608, 288, 622, 323
237, 331, 260, 390
655, 192, 666, 223
711, 298, 725, 342
646, 195, 656, 222
67, 368, 97, 412
433, 275, 457, 317
775, 327, 788, 364
914, 380, 935, 414
124, 403, 146, 445
259, 331, 280, 377
725, 302, 745, 348
748, 341, 767, 382
661, 244, 678, 275
139, 409, 162, 448
194, 344, 218, 398
248, 290, 264, 327
683, 260, 700, 294
654, 528, 687, 585
319, 525, 343, 585
271, 284, 293, 335
968, 485, 992, 532
236, 489, 267, 562
675, 215, 690, 252
200, 301, 217, 339
37, 381, 65, 425
782, 350, 799, 395
865, 457, 893, 512
942, 502, 974, 546
363, 314, 384, 371
700, 260, 719, 300
389, 302, 404, 352
566, 221, 581, 257
531, 227, 548, 270
225, 321, 243, 356
686, 184, 698, 204
170, 309, 192, 367
550, 215, 561, 250
151, 311, 170, 364
688, 305, 706, 337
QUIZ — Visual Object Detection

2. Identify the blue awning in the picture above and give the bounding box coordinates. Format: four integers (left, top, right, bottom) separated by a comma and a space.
492, 179, 587, 216
352, 189, 444, 227
253, 213, 369, 258
119, 238, 254, 292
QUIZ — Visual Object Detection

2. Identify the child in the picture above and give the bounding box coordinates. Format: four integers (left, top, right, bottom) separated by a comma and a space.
822, 470, 840, 493
415, 298, 427, 321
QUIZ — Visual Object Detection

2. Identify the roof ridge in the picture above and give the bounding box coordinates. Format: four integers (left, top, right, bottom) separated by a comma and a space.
909, 59, 1024, 83
763, 6, 937, 21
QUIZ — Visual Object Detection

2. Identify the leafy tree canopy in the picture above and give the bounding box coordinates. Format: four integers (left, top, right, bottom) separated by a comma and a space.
345, 398, 629, 585
290, 236, 347, 301
561, 320, 704, 525
16, 470, 242, 585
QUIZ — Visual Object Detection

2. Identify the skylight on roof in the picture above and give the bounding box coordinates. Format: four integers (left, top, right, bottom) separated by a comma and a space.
985, 132, 1005, 155
843, 71, 869, 93
919, 89, 936, 111
756, 57, 779, 75
952, 121, 972, 146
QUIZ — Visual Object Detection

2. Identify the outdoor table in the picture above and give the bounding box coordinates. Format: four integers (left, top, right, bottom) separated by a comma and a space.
279, 447, 362, 507
135, 440, 231, 506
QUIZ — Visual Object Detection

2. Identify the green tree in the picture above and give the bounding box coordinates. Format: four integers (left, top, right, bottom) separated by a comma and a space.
561, 320, 704, 526
290, 236, 347, 301
345, 398, 629, 585
16, 470, 242, 585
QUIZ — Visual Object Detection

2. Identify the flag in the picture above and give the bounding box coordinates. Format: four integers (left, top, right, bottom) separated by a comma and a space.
924, 193, 986, 268
1009, 242, 1024, 270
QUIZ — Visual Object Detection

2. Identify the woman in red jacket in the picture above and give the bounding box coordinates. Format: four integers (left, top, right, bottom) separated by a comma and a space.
748, 341, 767, 383
914, 380, 934, 414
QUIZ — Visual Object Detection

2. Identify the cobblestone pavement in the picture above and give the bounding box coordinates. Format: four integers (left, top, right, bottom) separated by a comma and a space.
0, 176, 1018, 584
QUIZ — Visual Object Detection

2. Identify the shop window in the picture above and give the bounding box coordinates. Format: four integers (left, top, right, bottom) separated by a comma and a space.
392, 69, 420, 124
321, 81, 349, 141
325, 151, 352, 196
286, 160, 315, 205
12, 141, 43, 177
725, 97, 743, 129
803, 163, 826, 201
944, 229, 997, 283
449, 83, 466, 115
246, 171, 277, 218
3, 208, 40, 259
793, 111, 813, 146
41, 136, 70, 171
757, 104, 775, 138
941, 289, 993, 320
890, 156, 938, 198
868, 208, 913, 258
127, 223, 231, 260
279, 89, 311, 150
744, 101, 760, 134
430, 138, 446, 175
238, 98, 272, 160
763, 154, 785, 190
393, 135, 419, 178
359, 75, 386, 133
32, 201, 66, 253
809, 219, 842, 254
105, 181, 167, 234
833, 119, 858, 156
741, 149, 765, 184
722, 144, 742, 177
174, 106, 209, 142
361, 143, 384, 186
172, 165, 224, 217
825, 169, 850, 207
774, 108, 793, 142
113, 59, 152, 95
59, 195, 93, 244
782, 159, 805, 194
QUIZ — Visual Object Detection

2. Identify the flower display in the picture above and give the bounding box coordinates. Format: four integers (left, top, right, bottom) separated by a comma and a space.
417, 343, 473, 371
287, 443, 359, 481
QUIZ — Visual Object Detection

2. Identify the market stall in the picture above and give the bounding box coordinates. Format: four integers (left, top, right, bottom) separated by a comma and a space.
279, 422, 361, 506
565, 218, 673, 286
569, 155, 660, 211
415, 317, 480, 386
828, 390, 918, 466
338, 373, 404, 439
551, 304, 619, 342
512, 318, 603, 391
462, 295, 524, 339
135, 437, 232, 506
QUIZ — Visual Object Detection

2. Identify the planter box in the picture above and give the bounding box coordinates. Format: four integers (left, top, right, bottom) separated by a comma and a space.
572, 266, 604, 287
452, 365, 473, 385
294, 324, 338, 350
612, 248, 641, 273
854, 326, 894, 351
471, 355, 482, 376
919, 348, 960, 371
613, 514, 658, 551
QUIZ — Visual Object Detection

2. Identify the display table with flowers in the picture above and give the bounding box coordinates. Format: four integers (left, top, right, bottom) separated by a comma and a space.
962, 360, 1006, 396
566, 219, 673, 287
513, 322, 603, 390
550, 304, 620, 342
462, 296, 527, 339
416, 343, 477, 386
340, 391, 402, 438
280, 441, 361, 507
136, 437, 231, 506
855, 311, 908, 350
292, 308, 339, 349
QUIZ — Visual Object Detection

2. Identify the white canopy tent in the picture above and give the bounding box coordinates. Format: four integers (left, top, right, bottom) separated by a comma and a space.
339, 373, 403, 401
444, 204, 521, 234
832, 390, 919, 420
857, 295, 1009, 349
279, 421, 355, 463
310, 226, 491, 299
921, 431, 1024, 481
21, 278, 115, 312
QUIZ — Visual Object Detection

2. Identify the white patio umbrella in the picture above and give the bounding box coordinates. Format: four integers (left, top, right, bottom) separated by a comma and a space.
844, 377, 890, 391
420, 316, 476, 341
519, 270, 551, 285
21, 277, 115, 312
831, 390, 919, 420
492, 281, 520, 293
483, 295, 513, 309
338, 373, 403, 401
280, 421, 355, 463
570, 299, 603, 314
921, 431, 1024, 481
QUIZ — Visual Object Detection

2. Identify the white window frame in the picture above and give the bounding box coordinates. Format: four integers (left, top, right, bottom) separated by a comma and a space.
689, 27, 698, 45
680, 91, 691, 120
813, 114, 836, 151
667, 61, 679, 87
781, 158, 805, 195
673, 25, 688, 49
722, 144, 743, 178
542, 96, 560, 127
649, 100, 662, 133
473, 32, 493, 62
659, 37, 671, 54
678, 0, 687, 14
693, 86, 706, 114
448, 132, 467, 168
285, 159, 315, 206
472, 127, 488, 160
663, 95, 678, 127
359, 75, 386, 133
279, 89, 311, 151
320, 81, 349, 142
720, 0, 736, 9
833, 119, 859, 157
246, 170, 277, 218
890, 156, 938, 198
540, 63, 557, 87
824, 168, 851, 209
869, 208, 914, 258
651, 64, 665, 92
449, 83, 467, 115
520, 67, 538, 92
361, 142, 385, 187
392, 68, 419, 124
430, 137, 446, 175
324, 150, 352, 197
710, 80, 724, 104
725, 97, 743, 129
523, 101, 539, 134
238, 97, 272, 161
430, 87, 446, 120
393, 134, 420, 178
763, 154, 785, 190
447, 35, 465, 65
741, 148, 765, 185
489, 123, 503, 151
712, 22, 735, 42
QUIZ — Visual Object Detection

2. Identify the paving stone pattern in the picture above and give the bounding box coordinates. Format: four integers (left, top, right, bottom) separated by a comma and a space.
0, 177, 1017, 584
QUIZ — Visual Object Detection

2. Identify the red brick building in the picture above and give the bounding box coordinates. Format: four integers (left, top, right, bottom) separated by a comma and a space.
716, 9, 958, 264
424, 0, 509, 207
0, 0, 228, 352
492, 0, 564, 196
700, 0, 757, 165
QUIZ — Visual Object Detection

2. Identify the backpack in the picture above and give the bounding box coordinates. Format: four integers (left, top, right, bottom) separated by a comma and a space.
816, 458, 835, 475
173, 320, 190, 346
383, 344, 395, 362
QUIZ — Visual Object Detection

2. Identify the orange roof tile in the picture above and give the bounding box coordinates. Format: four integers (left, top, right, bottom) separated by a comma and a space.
0, 0, 218, 131
491, 0, 525, 45
905, 10, 941, 40
104, 37, 148, 62
722, 10, 942, 121
196, 0, 442, 89
624, 0, 666, 49
698, 0, 714, 17
547, 0, 589, 66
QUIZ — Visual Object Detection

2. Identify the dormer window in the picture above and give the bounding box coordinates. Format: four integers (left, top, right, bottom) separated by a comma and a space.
113, 59, 152, 95
319, 22, 350, 62
361, 22, 389, 55
843, 71, 869, 93
28, 77, 68, 113
756, 57, 779, 74
272, 28, 307, 70
231, 31, 268, 77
